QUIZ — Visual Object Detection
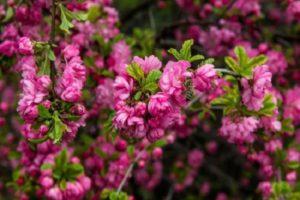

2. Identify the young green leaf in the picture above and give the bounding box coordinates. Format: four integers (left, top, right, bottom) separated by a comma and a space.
38, 104, 52, 119
247, 55, 268, 69
145, 70, 162, 84
59, 5, 74, 34
51, 111, 67, 144
225, 56, 239, 73
234, 46, 248, 67
126, 63, 144, 82
143, 82, 158, 93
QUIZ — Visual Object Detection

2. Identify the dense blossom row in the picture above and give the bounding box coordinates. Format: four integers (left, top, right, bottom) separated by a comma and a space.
0, 0, 299, 199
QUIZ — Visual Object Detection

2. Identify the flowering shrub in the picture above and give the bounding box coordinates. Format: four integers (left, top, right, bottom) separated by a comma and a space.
0, 0, 299, 199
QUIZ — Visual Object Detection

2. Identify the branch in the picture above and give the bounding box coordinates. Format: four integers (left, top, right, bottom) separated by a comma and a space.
116, 151, 144, 194
50, 0, 57, 82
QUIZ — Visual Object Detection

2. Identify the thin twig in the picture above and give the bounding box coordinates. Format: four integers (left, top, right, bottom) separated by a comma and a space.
50, 0, 57, 83
116, 151, 144, 194
215, 68, 238, 76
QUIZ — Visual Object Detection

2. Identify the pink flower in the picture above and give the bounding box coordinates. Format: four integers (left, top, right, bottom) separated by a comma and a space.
284, 87, 300, 125
113, 76, 134, 101
60, 86, 82, 102
286, 1, 300, 23
265, 139, 282, 153
18, 37, 33, 55
62, 45, 80, 60
258, 181, 272, 197
148, 92, 172, 116
46, 186, 63, 200
0, 40, 16, 57
241, 65, 272, 111
159, 61, 191, 106
219, 116, 259, 144
113, 105, 147, 139
266, 50, 288, 75
133, 55, 162, 73
192, 64, 217, 92
286, 171, 297, 183
78, 176, 91, 191
39, 176, 53, 188
147, 128, 164, 142
188, 149, 204, 169
108, 40, 131, 75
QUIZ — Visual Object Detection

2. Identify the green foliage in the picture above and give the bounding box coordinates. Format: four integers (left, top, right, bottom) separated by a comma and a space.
225, 46, 268, 77
126, 63, 145, 83
101, 189, 129, 200
38, 105, 51, 119
48, 111, 67, 144
34, 42, 56, 76
211, 85, 241, 115
87, 6, 102, 22
2, 7, 13, 23
51, 149, 84, 185
168, 39, 205, 62
59, 4, 87, 34
128, 28, 156, 57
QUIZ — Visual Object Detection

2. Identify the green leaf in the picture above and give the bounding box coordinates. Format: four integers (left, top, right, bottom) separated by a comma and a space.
38, 104, 52, 119
38, 53, 51, 76
28, 135, 49, 144
272, 181, 292, 196
55, 149, 68, 172
288, 161, 300, 169
234, 46, 248, 67
247, 55, 268, 69
225, 56, 239, 73
59, 4, 74, 34
48, 49, 56, 61
258, 95, 276, 116
281, 118, 294, 134
126, 63, 144, 82
59, 179, 67, 190
168, 48, 181, 60
152, 139, 167, 148
190, 54, 205, 62
72, 12, 88, 21
41, 163, 53, 170
180, 39, 193, 60
2, 7, 13, 23
126, 145, 134, 156
145, 70, 162, 83
87, 6, 101, 22
134, 91, 142, 101
50, 111, 67, 144
201, 58, 215, 65
143, 82, 158, 93
66, 163, 84, 179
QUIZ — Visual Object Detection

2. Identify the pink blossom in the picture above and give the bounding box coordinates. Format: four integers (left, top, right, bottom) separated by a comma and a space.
113, 76, 134, 102
147, 128, 164, 142
159, 61, 191, 106
241, 65, 272, 111
284, 87, 300, 125
192, 64, 217, 92
0, 40, 16, 57
188, 149, 204, 169
133, 55, 162, 73
220, 116, 259, 144
148, 92, 172, 116
108, 40, 131, 75
18, 37, 33, 55
46, 186, 63, 200
266, 50, 288, 75
265, 139, 282, 153
258, 181, 272, 197
62, 44, 80, 60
